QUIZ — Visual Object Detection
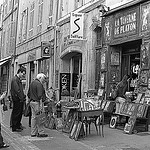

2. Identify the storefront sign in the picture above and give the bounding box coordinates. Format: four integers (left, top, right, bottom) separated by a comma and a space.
70, 12, 84, 40
60, 73, 70, 96
114, 9, 138, 38
41, 41, 54, 58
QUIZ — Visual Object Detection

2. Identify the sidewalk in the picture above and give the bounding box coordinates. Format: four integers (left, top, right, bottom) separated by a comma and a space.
2, 109, 150, 150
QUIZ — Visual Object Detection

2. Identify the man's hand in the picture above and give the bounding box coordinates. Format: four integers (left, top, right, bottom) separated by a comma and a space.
0, 91, 7, 100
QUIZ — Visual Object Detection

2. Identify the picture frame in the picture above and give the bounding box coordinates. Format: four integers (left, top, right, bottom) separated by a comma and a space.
74, 121, 83, 141
136, 104, 146, 118
110, 69, 120, 82
111, 52, 120, 65
69, 121, 78, 139
144, 97, 150, 105
98, 88, 104, 97
139, 70, 149, 86
140, 43, 149, 70
100, 51, 106, 70
124, 116, 136, 134
140, 2, 150, 34
99, 73, 105, 88
134, 93, 143, 103
148, 78, 150, 89
62, 110, 77, 133
109, 116, 117, 128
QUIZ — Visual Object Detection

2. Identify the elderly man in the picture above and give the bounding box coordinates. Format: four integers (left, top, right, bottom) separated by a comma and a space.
27, 73, 48, 137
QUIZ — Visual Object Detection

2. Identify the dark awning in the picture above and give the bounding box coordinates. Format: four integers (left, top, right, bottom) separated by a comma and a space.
0, 56, 11, 66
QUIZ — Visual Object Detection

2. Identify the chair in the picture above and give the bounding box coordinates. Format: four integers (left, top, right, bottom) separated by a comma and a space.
83, 112, 104, 137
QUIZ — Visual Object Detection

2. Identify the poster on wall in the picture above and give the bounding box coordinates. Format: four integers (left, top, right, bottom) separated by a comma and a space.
111, 52, 120, 65
141, 43, 149, 69
110, 69, 120, 82
104, 18, 111, 42
99, 73, 105, 87
140, 2, 150, 34
101, 52, 106, 70
60, 73, 70, 96
139, 70, 149, 86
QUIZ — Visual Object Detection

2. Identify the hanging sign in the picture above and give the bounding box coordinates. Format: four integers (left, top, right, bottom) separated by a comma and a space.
60, 73, 70, 96
70, 12, 84, 40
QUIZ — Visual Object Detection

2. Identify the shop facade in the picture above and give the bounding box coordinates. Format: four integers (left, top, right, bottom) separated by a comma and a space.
56, 1, 104, 100
15, 29, 54, 94
102, 0, 150, 99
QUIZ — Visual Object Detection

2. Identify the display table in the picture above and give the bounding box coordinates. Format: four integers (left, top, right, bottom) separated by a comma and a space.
77, 109, 104, 137
110, 101, 150, 134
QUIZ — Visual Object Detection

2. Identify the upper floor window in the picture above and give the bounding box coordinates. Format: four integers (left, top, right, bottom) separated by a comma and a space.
8, 0, 13, 11
37, 0, 43, 33
29, 2, 34, 37
75, 0, 83, 9
48, 0, 53, 26
18, 8, 28, 43
4, 0, 8, 16
14, 0, 18, 6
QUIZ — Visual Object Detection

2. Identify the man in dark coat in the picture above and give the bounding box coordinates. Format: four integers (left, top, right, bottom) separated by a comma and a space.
27, 73, 48, 137
10, 67, 26, 132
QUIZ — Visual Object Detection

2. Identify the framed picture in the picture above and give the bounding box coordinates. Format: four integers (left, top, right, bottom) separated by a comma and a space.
111, 52, 120, 65
124, 116, 136, 134
99, 73, 105, 87
109, 116, 117, 128
140, 2, 150, 34
98, 88, 104, 97
101, 51, 106, 70
110, 69, 120, 82
141, 43, 149, 69
74, 121, 83, 141
139, 70, 149, 86
69, 121, 78, 139
134, 93, 143, 103
136, 104, 146, 118
62, 110, 77, 133
144, 97, 150, 105
148, 78, 150, 89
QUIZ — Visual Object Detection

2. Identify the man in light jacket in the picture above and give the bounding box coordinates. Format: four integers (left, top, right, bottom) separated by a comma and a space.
27, 73, 48, 137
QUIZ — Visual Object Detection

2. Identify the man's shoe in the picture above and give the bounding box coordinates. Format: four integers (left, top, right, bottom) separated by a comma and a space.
31, 135, 36, 137
0, 143, 9, 149
12, 129, 22, 132
20, 125, 26, 129
37, 134, 48, 137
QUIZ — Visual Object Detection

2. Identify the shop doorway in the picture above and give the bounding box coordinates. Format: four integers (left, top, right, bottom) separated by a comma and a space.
60, 52, 82, 100
121, 40, 141, 91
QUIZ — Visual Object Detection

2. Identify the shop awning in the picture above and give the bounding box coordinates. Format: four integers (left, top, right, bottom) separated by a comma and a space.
0, 56, 11, 66
0, 60, 8, 66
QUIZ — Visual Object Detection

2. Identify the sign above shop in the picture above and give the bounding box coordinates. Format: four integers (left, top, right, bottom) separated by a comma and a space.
113, 8, 138, 38
41, 41, 54, 58
70, 12, 84, 40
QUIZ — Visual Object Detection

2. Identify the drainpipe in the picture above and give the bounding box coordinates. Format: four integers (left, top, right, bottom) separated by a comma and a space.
53, 0, 59, 100
13, 0, 20, 74
7, 0, 19, 95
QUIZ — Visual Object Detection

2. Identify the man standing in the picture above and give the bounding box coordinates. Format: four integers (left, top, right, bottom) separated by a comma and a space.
27, 73, 48, 137
10, 67, 26, 132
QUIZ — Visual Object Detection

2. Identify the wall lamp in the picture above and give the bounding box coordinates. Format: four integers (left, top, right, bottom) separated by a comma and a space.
99, 4, 110, 14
